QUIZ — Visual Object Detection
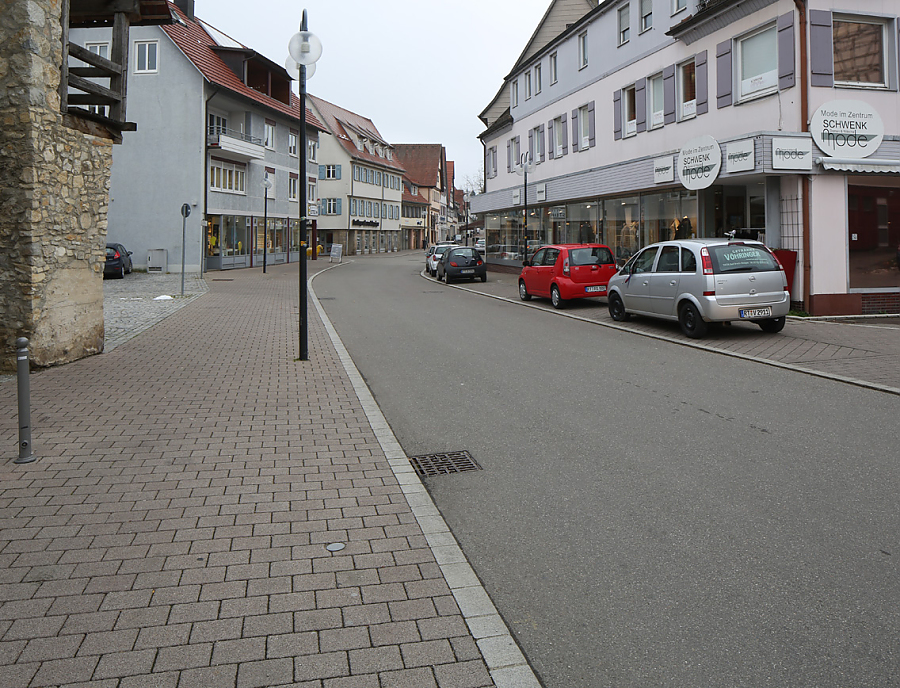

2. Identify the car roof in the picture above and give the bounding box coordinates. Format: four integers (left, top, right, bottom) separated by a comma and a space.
537, 243, 612, 250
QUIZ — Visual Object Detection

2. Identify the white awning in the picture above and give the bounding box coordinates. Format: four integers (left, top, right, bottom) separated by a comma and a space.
816, 157, 900, 174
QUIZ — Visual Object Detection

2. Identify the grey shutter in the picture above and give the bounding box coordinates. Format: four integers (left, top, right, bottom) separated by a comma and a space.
320, 198, 325, 214
540, 124, 546, 161
635, 79, 647, 133
809, 10, 834, 87
484, 148, 490, 178
548, 120, 555, 159
335, 164, 342, 180
778, 12, 795, 90
528, 128, 534, 161
695, 50, 708, 115
716, 40, 733, 108
587, 102, 595, 147
663, 65, 676, 124
335, 198, 342, 215
507, 139, 511, 171
613, 90, 622, 140
318, 165, 325, 179
561, 112, 568, 155
571, 108, 579, 152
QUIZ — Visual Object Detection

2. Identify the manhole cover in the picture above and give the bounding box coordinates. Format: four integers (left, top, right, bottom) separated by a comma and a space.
408, 451, 482, 477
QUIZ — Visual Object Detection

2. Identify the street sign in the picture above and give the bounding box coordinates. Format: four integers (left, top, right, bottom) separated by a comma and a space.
329, 243, 343, 263
308, 204, 319, 217
180, 203, 191, 218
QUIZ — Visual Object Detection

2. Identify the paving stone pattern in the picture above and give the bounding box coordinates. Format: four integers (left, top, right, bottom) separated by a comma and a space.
0, 263, 498, 688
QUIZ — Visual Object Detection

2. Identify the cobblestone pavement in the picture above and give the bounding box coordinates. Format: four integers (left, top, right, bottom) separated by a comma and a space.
0, 260, 537, 688
430, 268, 900, 394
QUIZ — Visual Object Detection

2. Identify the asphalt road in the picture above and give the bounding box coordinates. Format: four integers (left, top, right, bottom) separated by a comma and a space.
315, 252, 900, 688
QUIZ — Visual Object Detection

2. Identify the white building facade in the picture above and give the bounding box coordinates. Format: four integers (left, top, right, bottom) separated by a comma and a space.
472, 0, 900, 315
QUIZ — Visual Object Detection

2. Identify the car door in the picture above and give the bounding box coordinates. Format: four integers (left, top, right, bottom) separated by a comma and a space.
618, 246, 658, 313
535, 248, 560, 297
522, 248, 546, 296
648, 245, 681, 316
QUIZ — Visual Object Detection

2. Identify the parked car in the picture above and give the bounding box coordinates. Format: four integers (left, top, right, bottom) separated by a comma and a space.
606, 238, 790, 338
104, 242, 133, 278
426, 243, 457, 276
475, 238, 486, 253
519, 244, 617, 309
487, 244, 521, 261
437, 246, 487, 283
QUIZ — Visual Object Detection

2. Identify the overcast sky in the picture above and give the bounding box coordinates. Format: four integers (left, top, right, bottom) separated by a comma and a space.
195, 0, 551, 190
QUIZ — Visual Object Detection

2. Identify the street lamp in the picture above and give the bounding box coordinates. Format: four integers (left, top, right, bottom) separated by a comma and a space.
287, 10, 322, 361
261, 172, 272, 274
514, 152, 534, 261
463, 191, 470, 246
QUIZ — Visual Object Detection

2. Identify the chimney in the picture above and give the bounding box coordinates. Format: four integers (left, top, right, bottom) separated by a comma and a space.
173, 0, 195, 20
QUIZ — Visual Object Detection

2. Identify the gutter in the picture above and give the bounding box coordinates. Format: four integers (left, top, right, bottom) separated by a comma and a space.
794, 0, 811, 313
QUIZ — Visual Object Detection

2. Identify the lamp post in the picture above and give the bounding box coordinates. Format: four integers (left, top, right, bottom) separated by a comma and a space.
463, 191, 470, 245
288, 10, 322, 361
514, 152, 533, 261
261, 172, 272, 274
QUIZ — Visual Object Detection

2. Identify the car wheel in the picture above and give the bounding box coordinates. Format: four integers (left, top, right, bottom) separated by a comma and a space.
679, 302, 708, 338
518, 280, 531, 301
550, 285, 564, 309
757, 316, 786, 333
608, 293, 630, 321
444, 272, 451, 284
480, 273, 487, 283
119, 266, 125, 279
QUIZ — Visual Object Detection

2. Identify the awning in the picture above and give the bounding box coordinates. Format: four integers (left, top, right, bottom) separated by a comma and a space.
816, 157, 900, 174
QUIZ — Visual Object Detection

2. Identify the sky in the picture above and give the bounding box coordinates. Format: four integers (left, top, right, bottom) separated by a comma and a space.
195, 0, 552, 191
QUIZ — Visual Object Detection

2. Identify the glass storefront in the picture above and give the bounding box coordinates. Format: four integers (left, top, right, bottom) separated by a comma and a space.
849, 185, 900, 289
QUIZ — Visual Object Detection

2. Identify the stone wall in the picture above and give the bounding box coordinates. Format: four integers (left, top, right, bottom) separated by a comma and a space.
1, 0, 111, 371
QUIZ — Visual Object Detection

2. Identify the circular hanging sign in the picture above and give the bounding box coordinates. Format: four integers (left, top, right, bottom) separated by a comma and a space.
810, 100, 883, 159
677, 135, 722, 190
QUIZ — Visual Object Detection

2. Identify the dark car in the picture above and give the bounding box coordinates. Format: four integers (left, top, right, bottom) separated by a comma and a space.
437, 246, 487, 283
104, 242, 133, 278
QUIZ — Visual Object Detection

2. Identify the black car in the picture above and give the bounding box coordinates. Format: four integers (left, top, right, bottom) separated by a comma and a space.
104, 242, 133, 278
437, 246, 487, 283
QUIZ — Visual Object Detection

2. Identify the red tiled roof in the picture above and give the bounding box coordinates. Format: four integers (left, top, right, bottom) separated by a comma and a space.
307, 95, 406, 173
163, 2, 324, 131
394, 144, 444, 189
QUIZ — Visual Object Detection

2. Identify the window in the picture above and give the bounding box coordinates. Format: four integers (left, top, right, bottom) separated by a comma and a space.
351, 198, 358, 216
678, 59, 696, 119
511, 79, 519, 107
640, 0, 652, 32
325, 198, 339, 215
289, 130, 298, 156
308, 139, 317, 161
308, 181, 317, 202
579, 104, 591, 148
672, 0, 686, 14
833, 16, 888, 87
649, 73, 664, 128
550, 53, 558, 84
367, 169, 374, 184
383, 203, 387, 218
209, 160, 246, 194
532, 125, 544, 161
264, 120, 275, 149
208, 112, 227, 136
618, 6, 630, 45
374, 202, 380, 218
324, 164, 338, 179
738, 25, 777, 99
85, 43, 109, 116
553, 116, 565, 157
134, 40, 158, 73
534, 64, 542, 94
366, 201, 372, 217
578, 32, 589, 68
289, 175, 298, 201
623, 86, 637, 136
353, 166, 360, 181
525, 71, 532, 99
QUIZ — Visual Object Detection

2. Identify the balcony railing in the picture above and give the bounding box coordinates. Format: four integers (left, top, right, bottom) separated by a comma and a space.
207, 126, 263, 146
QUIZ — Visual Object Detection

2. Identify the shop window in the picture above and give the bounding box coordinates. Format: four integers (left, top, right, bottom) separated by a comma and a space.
679, 59, 696, 119
738, 24, 777, 100
623, 86, 637, 137
833, 16, 887, 87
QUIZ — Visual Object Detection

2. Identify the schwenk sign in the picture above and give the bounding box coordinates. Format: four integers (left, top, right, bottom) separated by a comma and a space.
677, 135, 722, 190
810, 100, 884, 159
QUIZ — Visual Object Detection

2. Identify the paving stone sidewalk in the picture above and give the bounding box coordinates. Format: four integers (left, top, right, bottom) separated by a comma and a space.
0, 261, 520, 688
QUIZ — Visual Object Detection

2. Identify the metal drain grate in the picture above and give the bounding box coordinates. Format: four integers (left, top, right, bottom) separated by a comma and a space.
408, 451, 482, 477
211, 279, 234, 282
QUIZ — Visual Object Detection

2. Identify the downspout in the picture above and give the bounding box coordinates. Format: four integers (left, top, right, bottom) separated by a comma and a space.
203, 87, 220, 273
794, 0, 811, 313
348, 158, 354, 253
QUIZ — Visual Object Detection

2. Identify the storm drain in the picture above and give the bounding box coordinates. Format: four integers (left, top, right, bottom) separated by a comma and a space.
408, 451, 482, 477
211, 279, 234, 282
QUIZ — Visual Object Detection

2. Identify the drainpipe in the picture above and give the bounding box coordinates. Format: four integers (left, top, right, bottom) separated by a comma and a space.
794, 0, 811, 313
203, 87, 220, 274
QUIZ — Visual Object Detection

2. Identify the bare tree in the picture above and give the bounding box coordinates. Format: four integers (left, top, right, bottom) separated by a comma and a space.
463, 168, 485, 194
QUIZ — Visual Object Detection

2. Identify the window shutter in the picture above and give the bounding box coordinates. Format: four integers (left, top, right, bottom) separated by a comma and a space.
318, 165, 326, 180
635, 80, 647, 133
336, 198, 342, 215
663, 64, 676, 123
571, 108, 579, 152
320, 198, 325, 214
695, 50, 708, 115
587, 102, 595, 147
548, 120, 555, 159
540, 124, 546, 161
335, 164, 342, 180
777, 12, 795, 90
484, 148, 490, 178
561, 112, 568, 155
613, 90, 622, 140
507, 139, 511, 171
716, 41, 732, 108
809, 10, 833, 87
528, 129, 534, 161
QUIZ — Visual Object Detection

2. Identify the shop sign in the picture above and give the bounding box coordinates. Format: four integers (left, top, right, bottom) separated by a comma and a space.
550, 206, 566, 220
772, 137, 812, 170
677, 135, 721, 190
536, 183, 547, 202
512, 189, 521, 205
725, 139, 755, 173
307, 204, 319, 217
653, 156, 674, 184
810, 100, 884, 159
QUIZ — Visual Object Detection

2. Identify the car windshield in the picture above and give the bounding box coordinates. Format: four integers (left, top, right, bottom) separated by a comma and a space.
709, 244, 779, 273
569, 246, 614, 266
449, 248, 479, 259
106, 247, 117, 257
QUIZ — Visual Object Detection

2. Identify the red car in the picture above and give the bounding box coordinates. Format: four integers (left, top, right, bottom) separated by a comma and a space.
518, 243, 617, 309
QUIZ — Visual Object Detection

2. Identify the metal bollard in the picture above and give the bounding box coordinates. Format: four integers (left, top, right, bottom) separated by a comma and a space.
15, 338, 35, 464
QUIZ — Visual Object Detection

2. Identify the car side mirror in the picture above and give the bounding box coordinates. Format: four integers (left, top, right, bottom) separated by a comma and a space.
522, 259, 530, 267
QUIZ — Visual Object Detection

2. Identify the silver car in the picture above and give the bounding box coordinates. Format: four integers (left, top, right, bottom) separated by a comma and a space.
606, 238, 790, 338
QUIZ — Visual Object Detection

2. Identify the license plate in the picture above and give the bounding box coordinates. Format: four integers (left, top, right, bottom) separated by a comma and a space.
739, 307, 772, 318
461, 269, 474, 274
585, 285, 605, 293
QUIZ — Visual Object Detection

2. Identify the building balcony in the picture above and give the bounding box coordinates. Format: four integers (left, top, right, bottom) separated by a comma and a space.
207, 126, 265, 161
